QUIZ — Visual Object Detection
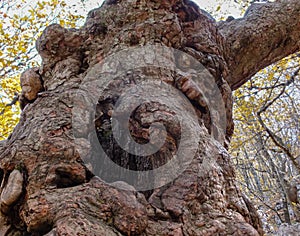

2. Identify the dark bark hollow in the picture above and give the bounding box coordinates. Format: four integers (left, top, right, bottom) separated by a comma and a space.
0, 0, 266, 235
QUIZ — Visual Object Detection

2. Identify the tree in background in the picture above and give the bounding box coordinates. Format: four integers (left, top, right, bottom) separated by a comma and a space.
207, 0, 300, 232
0, 0, 93, 139
217, 1, 300, 233
231, 53, 300, 233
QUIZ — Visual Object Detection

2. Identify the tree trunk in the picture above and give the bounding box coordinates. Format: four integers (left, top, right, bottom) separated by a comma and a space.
0, 0, 299, 235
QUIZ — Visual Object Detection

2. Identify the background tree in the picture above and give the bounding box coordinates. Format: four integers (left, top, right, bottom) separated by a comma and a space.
231, 53, 300, 233
0, 0, 93, 139
205, 0, 300, 233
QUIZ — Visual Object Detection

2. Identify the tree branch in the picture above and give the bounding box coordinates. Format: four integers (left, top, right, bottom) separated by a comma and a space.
0, 92, 19, 116
257, 68, 300, 170
218, 0, 300, 90
238, 180, 284, 223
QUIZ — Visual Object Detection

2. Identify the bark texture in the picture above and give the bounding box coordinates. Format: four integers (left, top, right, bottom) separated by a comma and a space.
218, 0, 300, 90
0, 0, 299, 235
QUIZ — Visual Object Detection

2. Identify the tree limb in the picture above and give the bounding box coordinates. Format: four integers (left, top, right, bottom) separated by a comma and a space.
257, 68, 300, 170
0, 92, 19, 116
238, 180, 284, 223
218, 0, 300, 90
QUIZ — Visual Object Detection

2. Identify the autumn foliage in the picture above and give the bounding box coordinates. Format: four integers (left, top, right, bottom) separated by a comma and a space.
0, 0, 86, 139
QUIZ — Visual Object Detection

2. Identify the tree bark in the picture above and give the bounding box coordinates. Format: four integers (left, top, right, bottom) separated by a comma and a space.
0, 0, 299, 235
218, 0, 300, 90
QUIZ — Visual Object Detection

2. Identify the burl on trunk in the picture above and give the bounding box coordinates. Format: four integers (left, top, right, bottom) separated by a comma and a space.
1, 0, 300, 235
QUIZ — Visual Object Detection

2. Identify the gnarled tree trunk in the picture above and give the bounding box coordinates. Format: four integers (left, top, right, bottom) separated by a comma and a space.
0, 0, 299, 235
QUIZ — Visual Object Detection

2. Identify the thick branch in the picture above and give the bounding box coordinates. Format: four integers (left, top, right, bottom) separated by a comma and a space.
218, 0, 300, 90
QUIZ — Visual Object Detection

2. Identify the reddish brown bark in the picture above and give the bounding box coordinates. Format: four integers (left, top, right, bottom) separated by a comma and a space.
218, 0, 300, 90
0, 0, 299, 235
